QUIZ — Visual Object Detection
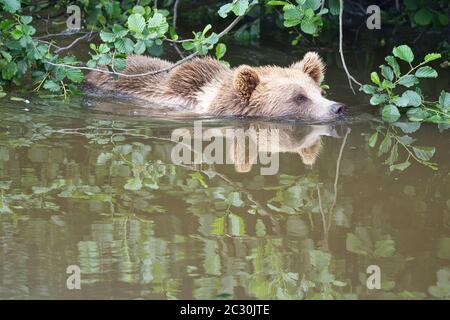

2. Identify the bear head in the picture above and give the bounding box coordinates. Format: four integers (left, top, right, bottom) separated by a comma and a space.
230, 52, 345, 121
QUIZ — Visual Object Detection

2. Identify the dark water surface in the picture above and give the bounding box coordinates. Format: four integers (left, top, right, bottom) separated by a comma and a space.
0, 45, 449, 300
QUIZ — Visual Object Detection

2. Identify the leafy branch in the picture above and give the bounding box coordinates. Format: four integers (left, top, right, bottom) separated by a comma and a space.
361, 45, 450, 124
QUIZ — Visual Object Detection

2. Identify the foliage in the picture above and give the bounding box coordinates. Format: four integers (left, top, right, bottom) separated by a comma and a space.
361, 45, 450, 124
266, 0, 329, 36
403, 0, 449, 28
368, 122, 438, 171
0, 0, 258, 97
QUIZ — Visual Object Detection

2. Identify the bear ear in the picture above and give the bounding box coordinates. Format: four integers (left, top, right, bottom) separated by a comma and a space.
292, 52, 325, 84
233, 66, 260, 101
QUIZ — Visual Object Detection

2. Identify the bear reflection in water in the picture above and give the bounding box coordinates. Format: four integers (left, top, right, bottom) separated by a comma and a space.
170, 121, 345, 174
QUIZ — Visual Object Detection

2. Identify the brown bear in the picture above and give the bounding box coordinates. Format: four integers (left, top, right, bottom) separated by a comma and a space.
85, 52, 345, 121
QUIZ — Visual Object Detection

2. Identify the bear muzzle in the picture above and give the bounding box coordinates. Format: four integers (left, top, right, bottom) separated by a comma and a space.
330, 103, 346, 116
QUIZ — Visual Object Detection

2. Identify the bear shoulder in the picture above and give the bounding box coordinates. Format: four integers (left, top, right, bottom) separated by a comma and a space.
165, 57, 229, 101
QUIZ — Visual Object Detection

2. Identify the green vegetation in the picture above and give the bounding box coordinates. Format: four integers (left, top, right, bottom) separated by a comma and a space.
368, 122, 437, 171
361, 45, 449, 124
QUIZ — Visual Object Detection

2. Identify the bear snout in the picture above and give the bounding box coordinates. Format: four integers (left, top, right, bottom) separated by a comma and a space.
330, 103, 346, 115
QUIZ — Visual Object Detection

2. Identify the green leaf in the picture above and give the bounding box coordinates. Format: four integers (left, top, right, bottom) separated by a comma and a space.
228, 213, 246, 236
309, 250, 331, 269
370, 94, 388, 106
283, 6, 303, 27
300, 19, 317, 35
380, 65, 394, 81
415, 66, 438, 78
384, 143, 398, 165
393, 45, 414, 63
114, 38, 135, 53
134, 40, 146, 54
1, 61, 17, 80
397, 75, 419, 88
20, 16, 32, 25
65, 68, 84, 83
346, 233, 368, 256
374, 239, 396, 257
2, 0, 21, 13
424, 53, 441, 63
210, 216, 225, 235
227, 192, 244, 207
182, 41, 195, 51
266, 1, 289, 5
99, 31, 115, 43
381, 79, 395, 90
382, 104, 401, 122
370, 71, 380, 85
98, 44, 110, 54
215, 43, 226, 60
232, 0, 249, 16
131, 151, 144, 165
329, 0, 340, 15
368, 132, 378, 148
407, 108, 429, 122
97, 152, 112, 165
439, 91, 450, 109
360, 84, 377, 94
378, 133, 392, 156
124, 177, 142, 191
393, 122, 421, 133
132, 5, 146, 14
127, 13, 146, 33
393, 95, 410, 107
218, 3, 233, 18
1, 50, 12, 62
303, 0, 322, 11
385, 56, 401, 78
43, 80, 60, 92
412, 146, 435, 161
402, 90, 422, 107
413, 8, 433, 26
397, 135, 415, 145
390, 161, 411, 172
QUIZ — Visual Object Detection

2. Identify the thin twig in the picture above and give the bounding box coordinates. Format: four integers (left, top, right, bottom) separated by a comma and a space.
327, 127, 351, 233
36, 39, 61, 50
316, 184, 329, 250
44, 51, 198, 76
171, 0, 185, 58
339, 0, 362, 93
54, 31, 96, 54
173, 0, 180, 30
35, 30, 92, 40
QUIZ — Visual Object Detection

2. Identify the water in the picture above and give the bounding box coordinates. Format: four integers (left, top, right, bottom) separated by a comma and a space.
0, 45, 449, 300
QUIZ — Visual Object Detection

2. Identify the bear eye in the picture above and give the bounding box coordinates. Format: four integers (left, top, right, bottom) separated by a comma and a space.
295, 94, 307, 103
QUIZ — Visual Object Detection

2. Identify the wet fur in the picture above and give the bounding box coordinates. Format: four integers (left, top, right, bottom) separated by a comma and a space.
85, 52, 333, 120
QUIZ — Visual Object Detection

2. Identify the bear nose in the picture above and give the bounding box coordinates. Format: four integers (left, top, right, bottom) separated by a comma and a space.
330, 103, 345, 115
